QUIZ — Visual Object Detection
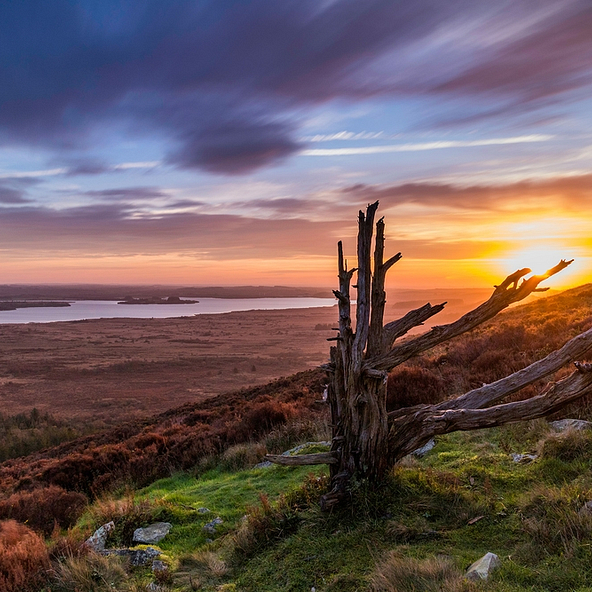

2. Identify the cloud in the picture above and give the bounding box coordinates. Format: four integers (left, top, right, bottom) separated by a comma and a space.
0, 203, 343, 258
301, 135, 552, 156
341, 174, 592, 212
83, 187, 168, 200
3, 1, 589, 175
0, 184, 29, 204
434, 2, 592, 102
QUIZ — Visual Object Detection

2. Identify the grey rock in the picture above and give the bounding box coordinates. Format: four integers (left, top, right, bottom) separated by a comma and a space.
152, 559, 168, 572
580, 500, 592, 516
203, 516, 223, 534
133, 522, 172, 544
197, 507, 210, 514
85, 521, 115, 551
412, 439, 436, 458
254, 460, 273, 468
146, 583, 165, 592
465, 552, 500, 581
511, 453, 538, 463
104, 546, 160, 567
549, 419, 592, 432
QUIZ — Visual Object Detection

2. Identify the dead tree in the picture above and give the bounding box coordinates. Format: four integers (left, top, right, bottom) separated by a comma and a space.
267, 202, 592, 510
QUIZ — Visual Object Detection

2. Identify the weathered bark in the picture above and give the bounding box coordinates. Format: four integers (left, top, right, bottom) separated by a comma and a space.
265, 201, 592, 510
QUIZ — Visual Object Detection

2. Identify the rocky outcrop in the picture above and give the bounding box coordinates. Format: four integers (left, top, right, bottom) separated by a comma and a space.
133, 522, 172, 544
85, 521, 115, 551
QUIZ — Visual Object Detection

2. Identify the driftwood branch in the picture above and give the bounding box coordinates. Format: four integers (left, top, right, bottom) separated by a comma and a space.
388, 364, 592, 460
367, 259, 573, 372
265, 452, 339, 466
434, 325, 592, 411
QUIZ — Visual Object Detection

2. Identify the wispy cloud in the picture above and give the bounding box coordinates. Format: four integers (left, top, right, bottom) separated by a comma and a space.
302, 135, 553, 156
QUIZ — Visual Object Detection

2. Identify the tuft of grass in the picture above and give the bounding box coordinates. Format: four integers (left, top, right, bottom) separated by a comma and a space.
517, 483, 592, 560
370, 552, 475, 592
50, 551, 132, 592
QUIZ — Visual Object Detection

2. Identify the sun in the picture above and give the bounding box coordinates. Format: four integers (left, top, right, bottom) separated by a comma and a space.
501, 246, 567, 276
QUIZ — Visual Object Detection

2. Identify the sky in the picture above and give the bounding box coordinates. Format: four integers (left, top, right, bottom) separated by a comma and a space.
1, 0, 592, 289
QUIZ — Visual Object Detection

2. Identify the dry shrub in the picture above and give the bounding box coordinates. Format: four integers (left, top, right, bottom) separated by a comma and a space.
187, 551, 228, 578
231, 398, 296, 440
518, 484, 592, 559
51, 551, 130, 592
49, 527, 89, 562
370, 551, 474, 592
538, 428, 592, 462
0, 519, 50, 592
220, 442, 267, 471
0, 485, 88, 535
264, 418, 330, 454
387, 366, 445, 410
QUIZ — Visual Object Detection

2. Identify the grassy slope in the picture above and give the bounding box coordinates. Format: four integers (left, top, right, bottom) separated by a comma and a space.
7, 283, 592, 590
75, 422, 592, 592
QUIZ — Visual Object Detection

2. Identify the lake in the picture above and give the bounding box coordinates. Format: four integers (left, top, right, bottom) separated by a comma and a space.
0, 297, 336, 324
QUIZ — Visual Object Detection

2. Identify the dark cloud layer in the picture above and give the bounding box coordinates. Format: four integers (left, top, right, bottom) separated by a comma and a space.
0, 203, 342, 258
1, 1, 591, 174
342, 174, 592, 212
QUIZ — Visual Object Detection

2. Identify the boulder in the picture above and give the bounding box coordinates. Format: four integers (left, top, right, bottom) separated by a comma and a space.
133, 522, 172, 544
465, 552, 500, 581
85, 521, 115, 551
549, 419, 592, 432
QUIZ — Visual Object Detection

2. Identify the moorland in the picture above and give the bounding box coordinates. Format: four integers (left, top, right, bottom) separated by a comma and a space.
2, 283, 592, 591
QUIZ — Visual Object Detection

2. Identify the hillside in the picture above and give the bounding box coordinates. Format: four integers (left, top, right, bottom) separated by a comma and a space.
3, 283, 592, 590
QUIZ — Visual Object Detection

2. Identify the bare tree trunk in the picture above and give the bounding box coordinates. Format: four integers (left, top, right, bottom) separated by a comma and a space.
266, 201, 592, 510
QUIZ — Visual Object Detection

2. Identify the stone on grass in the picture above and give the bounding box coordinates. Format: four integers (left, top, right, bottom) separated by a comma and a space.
85, 521, 115, 551
133, 522, 172, 544
197, 507, 210, 514
511, 453, 538, 463
549, 419, 592, 432
152, 559, 168, 573
203, 517, 223, 534
104, 546, 160, 567
412, 438, 436, 457
465, 552, 500, 581
580, 501, 592, 516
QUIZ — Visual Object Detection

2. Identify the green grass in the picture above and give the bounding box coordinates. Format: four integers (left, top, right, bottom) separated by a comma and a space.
72, 422, 592, 592
136, 464, 326, 556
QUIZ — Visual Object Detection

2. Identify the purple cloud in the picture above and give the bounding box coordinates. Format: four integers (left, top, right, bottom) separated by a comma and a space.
0, 1, 591, 174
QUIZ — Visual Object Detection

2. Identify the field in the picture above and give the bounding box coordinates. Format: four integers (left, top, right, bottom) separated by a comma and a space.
0, 288, 492, 424
0, 307, 336, 424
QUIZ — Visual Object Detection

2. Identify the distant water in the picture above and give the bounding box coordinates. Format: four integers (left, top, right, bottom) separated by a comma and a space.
0, 297, 336, 324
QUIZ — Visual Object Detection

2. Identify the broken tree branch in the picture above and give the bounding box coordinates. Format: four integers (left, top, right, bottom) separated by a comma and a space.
265, 452, 339, 466
388, 364, 592, 460
366, 259, 573, 372
381, 302, 447, 352
435, 325, 592, 411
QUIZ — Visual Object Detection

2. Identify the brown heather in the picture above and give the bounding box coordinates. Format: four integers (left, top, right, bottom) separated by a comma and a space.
0, 519, 50, 592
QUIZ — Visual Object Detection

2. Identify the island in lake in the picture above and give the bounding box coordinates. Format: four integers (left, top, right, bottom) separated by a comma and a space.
117, 296, 199, 305
0, 301, 71, 311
